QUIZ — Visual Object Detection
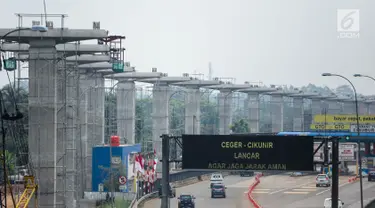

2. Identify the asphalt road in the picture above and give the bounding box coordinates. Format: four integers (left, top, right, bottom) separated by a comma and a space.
143, 175, 255, 208
252, 174, 375, 208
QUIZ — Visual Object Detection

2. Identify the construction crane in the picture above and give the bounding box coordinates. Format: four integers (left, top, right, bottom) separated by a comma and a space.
15, 176, 37, 208
0, 154, 16, 208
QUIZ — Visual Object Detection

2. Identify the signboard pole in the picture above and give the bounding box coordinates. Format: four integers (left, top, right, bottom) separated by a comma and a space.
331, 137, 339, 208
161, 134, 170, 208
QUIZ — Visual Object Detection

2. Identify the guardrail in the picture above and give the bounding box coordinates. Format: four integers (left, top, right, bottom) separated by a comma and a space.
130, 170, 220, 208
247, 173, 262, 208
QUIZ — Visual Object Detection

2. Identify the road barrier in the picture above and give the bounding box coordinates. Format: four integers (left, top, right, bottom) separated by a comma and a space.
247, 173, 262, 208
348, 176, 359, 183
132, 171, 229, 208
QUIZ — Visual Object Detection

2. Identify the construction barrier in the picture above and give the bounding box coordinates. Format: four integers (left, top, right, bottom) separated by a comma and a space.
348, 176, 359, 183
247, 173, 262, 208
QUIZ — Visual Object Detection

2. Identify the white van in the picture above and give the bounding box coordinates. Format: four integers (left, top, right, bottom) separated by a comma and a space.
323, 198, 344, 208
210, 173, 224, 188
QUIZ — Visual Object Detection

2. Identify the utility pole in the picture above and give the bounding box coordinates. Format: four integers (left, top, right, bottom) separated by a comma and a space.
161, 134, 170, 208
331, 137, 339, 208
324, 138, 329, 172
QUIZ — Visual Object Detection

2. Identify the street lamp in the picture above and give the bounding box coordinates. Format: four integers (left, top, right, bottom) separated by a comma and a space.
354, 74, 375, 82
322, 72, 363, 208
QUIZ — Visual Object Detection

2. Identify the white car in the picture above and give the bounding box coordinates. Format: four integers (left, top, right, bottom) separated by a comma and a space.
316, 174, 331, 187
324, 198, 344, 208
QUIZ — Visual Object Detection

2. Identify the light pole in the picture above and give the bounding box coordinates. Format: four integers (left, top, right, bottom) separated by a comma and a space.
322, 73, 363, 208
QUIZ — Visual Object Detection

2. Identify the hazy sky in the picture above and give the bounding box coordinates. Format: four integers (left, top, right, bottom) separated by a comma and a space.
1, 0, 375, 94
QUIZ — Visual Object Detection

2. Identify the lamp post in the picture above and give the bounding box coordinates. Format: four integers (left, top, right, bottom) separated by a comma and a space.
322, 73, 363, 208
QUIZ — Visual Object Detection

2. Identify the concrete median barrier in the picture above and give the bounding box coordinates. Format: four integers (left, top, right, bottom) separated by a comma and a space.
247, 173, 262, 208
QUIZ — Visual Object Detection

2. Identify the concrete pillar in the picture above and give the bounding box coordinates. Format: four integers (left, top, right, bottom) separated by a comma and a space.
359, 102, 367, 115
185, 88, 201, 134
218, 91, 232, 134
152, 84, 170, 172
343, 101, 356, 114
85, 74, 105, 191
293, 97, 304, 131
28, 39, 60, 207
365, 143, 370, 155
116, 81, 136, 144
327, 100, 341, 114
247, 93, 260, 133
311, 99, 322, 116
270, 95, 283, 132
368, 103, 375, 114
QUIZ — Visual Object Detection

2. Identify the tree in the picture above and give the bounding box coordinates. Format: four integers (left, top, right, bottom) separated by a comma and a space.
230, 119, 249, 134
200, 99, 219, 134
135, 98, 152, 146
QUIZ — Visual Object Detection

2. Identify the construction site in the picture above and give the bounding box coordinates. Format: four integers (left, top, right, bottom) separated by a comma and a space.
0, 13, 375, 208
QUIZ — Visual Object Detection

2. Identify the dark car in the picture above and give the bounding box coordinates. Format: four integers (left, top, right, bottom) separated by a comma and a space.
240, 171, 254, 177
211, 183, 226, 198
177, 194, 195, 208
368, 171, 375, 181
158, 184, 176, 198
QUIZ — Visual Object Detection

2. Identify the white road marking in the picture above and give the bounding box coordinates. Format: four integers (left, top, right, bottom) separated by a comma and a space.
269, 181, 313, 195
315, 182, 350, 196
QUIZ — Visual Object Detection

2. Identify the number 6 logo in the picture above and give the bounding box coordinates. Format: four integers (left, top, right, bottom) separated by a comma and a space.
337, 9, 359, 32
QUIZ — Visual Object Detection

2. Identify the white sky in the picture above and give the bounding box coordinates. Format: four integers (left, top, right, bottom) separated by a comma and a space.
1, 0, 375, 94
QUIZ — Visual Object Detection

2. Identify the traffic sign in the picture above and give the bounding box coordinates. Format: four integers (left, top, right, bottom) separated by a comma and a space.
314, 114, 375, 123
98, 183, 104, 192
182, 135, 314, 171
118, 176, 127, 185
350, 124, 375, 133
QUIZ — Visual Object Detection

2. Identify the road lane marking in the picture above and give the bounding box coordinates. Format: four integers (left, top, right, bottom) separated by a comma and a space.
269, 181, 314, 195
292, 189, 316, 191
254, 189, 271, 191
252, 191, 270, 194
315, 182, 350, 196
283, 191, 310, 194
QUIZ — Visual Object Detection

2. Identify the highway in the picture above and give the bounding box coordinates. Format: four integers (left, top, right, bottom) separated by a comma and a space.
252, 174, 375, 208
142, 175, 254, 208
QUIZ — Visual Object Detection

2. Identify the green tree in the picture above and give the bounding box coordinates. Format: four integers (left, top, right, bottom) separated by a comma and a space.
200, 99, 219, 134
135, 98, 152, 146
230, 119, 249, 134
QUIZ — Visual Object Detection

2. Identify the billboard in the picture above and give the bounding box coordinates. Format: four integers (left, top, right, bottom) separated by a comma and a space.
182, 135, 314, 171
310, 124, 350, 131
350, 124, 375, 133
313, 114, 375, 123
314, 143, 323, 162
339, 144, 355, 161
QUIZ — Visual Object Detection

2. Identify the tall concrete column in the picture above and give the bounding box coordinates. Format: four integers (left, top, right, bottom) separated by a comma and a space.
270, 95, 283, 132
152, 84, 170, 172
293, 97, 304, 131
185, 88, 201, 134
218, 91, 232, 134
359, 101, 367, 115
84, 74, 104, 191
327, 100, 341, 114
367, 103, 375, 114
117, 81, 136, 144
247, 92, 260, 133
311, 98, 322, 116
343, 101, 356, 114
28, 39, 60, 207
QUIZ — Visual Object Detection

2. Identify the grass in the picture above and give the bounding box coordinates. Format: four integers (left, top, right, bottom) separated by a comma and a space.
97, 199, 132, 208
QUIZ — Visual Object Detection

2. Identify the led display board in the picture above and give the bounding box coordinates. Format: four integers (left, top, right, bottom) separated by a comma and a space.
182, 135, 314, 171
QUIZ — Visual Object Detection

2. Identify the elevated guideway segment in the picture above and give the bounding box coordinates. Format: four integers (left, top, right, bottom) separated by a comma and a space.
0, 26, 108, 208
206, 83, 252, 135
266, 90, 299, 132
171, 79, 221, 134
139, 76, 192, 172
238, 86, 277, 133
310, 94, 334, 116
104, 71, 163, 144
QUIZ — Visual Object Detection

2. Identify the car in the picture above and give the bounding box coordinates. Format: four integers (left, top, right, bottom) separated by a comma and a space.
177, 194, 195, 208
210, 173, 224, 188
210, 183, 227, 198
362, 171, 369, 178
323, 198, 344, 208
240, 171, 254, 177
158, 183, 176, 198
316, 174, 331, 187
368, 171, 375, 181
290, 172, 303, 177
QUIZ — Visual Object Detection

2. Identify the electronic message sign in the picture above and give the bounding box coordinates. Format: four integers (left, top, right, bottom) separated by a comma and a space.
182, 135, 314, 171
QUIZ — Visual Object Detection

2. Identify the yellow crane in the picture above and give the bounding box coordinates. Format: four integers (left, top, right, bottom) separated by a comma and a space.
15, 176, 37, 208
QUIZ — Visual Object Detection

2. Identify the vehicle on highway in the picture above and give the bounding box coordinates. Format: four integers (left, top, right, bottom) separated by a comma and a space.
368, 170, 375, 181
158, 183, 176, 198
316, 174, 331, 187
210, 173, 224, 188
323, 198, 344, 208
177, 194, 195, 208
290, 172, 303, 177
239, 170, 254, 177
362, 171, 369, 178
210, 183, 227, 198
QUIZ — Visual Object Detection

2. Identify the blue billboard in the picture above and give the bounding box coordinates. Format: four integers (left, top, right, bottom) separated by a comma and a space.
92, 144, 141, 192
